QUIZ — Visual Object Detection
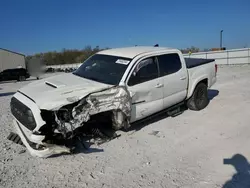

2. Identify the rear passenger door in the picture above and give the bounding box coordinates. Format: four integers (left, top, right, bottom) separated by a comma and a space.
157, 53, 188, 109
127, 57, 164, 122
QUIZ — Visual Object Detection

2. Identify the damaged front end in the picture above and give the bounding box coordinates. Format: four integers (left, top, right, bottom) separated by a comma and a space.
11, 86, 131, 158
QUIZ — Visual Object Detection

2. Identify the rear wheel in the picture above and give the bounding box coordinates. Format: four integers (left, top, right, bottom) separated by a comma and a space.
18, 75, 26, 82
187, 82, 209, 111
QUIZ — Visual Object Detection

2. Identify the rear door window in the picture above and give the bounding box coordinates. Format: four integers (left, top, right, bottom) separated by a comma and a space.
157, 53, 182, 76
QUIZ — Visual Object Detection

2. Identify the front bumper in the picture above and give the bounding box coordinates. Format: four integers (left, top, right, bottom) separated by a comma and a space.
13, 119, 70, 158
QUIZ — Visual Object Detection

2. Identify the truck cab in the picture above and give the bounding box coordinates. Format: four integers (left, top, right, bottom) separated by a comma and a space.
117, 48, 189, 122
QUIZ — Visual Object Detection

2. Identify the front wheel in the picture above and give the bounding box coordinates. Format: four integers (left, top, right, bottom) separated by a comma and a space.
186, 82, 209, 111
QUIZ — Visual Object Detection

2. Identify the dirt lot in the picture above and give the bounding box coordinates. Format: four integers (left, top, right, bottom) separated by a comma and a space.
1, 66, 250, 188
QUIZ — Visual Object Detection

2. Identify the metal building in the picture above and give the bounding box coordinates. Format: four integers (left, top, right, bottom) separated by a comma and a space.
0, 48, 26, 72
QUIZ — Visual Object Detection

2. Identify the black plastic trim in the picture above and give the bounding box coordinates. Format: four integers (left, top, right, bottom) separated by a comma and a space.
17, 91, 36, 103
11, 97, 36, 130
184, 58, 215, 69
15, 121, 45, 150
132, 100, 146, 105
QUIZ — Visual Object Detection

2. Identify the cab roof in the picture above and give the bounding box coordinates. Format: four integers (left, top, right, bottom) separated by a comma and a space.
97, 46, 174, 59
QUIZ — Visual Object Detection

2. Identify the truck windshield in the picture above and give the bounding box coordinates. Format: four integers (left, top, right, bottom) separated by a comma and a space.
73, 54, 131, 85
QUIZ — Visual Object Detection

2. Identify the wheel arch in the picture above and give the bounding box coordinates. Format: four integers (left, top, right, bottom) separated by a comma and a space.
187, 76, 208, 99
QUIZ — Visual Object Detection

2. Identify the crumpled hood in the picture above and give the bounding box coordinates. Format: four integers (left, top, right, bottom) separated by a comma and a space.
18, 73, 112, 110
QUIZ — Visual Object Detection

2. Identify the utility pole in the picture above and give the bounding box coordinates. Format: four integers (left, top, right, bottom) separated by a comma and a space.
220, 30, 223, 50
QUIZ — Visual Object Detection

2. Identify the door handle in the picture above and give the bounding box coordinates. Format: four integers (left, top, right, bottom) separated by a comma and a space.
155, 83, 164, 88
180, 76, 187, 80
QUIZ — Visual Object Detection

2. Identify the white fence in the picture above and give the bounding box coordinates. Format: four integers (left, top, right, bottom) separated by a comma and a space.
183, 48, 250, 65
46, 63, 82, 70
45, 48, 250, 70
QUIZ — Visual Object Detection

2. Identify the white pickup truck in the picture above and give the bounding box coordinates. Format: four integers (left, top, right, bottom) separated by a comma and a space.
9, 46, 217, 157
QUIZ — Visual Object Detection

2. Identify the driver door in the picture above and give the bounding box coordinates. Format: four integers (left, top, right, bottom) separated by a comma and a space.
126, 56, 164, 122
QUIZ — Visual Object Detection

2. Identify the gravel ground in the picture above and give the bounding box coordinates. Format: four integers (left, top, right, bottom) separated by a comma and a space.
1, 66, 250, 188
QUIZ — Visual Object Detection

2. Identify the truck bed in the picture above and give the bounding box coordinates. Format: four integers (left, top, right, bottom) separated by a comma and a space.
184, 58, 215, 69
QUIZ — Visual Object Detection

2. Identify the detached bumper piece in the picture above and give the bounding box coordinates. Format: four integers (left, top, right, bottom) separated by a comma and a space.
12, 119, 121, 158
7, 132, 24, 146
13, 120, 71, 158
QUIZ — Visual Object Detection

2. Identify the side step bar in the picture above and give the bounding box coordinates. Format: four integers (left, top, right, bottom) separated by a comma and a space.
131, 101, 187, 127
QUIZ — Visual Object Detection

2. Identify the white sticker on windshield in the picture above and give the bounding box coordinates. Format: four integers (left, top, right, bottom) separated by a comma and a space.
115, 59, 130, 65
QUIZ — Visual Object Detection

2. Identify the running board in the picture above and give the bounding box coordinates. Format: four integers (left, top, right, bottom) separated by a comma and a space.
131, 101, 186, 127
167, 106, 183, 117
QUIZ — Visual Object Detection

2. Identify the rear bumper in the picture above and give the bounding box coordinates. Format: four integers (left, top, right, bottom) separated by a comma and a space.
13, 119, 70, 158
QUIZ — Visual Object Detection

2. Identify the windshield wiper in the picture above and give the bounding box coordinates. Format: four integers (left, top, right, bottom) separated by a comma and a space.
73, 72, 90, 80
73, 72, 105, 84
85, 76, 103, 83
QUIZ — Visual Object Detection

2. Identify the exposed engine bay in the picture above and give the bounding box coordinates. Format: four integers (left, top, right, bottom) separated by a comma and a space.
10, 86, 132, 157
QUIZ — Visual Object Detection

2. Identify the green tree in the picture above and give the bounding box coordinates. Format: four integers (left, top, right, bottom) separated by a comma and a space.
26, 45, 105, 65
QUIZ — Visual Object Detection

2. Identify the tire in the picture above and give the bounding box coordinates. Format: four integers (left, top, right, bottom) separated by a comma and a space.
18, 76, 26, 82
186, 82, 209, 111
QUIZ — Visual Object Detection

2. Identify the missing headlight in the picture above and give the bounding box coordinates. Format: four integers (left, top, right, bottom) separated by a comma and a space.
57, 108, 72, 122
55, 102, 78, 123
